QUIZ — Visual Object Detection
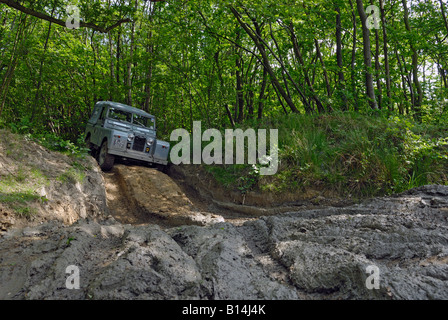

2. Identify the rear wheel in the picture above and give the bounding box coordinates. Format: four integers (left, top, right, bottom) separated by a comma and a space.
98, 140, 115, 171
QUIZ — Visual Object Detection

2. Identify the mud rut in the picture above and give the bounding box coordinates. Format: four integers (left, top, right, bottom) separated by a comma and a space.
102, 162, 259, 229
101, 162, 294, 290
103, 167, 149, 226
101, 161, 345, 290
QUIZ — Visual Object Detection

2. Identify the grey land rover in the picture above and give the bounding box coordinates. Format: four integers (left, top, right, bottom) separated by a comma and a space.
84, 101, 170, 171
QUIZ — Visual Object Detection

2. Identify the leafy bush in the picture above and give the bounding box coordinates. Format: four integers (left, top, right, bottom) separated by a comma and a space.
0, 117, 89, 157
207, 112, 448, 198
27, 133, 90, 157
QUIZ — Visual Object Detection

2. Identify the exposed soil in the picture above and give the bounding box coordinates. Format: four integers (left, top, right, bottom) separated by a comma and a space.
102, 160, 303, 228
0, 129, 353, 233
1, 132, 448, 300
102, 162, 224, 228
102, 161, 344, 229
0, 130, 107, 233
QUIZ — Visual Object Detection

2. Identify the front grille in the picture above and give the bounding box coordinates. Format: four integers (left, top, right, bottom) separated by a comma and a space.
132, 136, 146, 152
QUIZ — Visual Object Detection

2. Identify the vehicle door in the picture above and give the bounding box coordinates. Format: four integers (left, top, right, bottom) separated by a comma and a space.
92, 105, 108, 146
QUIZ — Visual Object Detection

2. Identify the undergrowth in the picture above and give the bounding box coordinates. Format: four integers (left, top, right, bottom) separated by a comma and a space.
1, 116, 89, 157
206, 112, 448, 198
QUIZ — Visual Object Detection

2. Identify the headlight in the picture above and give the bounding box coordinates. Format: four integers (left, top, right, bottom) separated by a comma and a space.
127, 134, 134, 142
147, 138, 154, 145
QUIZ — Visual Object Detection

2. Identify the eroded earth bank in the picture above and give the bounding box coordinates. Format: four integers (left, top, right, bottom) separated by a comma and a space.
0, 135, 448, 300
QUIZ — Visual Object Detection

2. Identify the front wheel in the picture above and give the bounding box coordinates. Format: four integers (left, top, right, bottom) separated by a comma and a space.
98, 140, 115, 171
155, 163, 170, 174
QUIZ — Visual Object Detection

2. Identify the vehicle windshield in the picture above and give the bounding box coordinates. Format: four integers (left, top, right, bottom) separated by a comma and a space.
133, 114, 155, 129
108, 108, 132, 123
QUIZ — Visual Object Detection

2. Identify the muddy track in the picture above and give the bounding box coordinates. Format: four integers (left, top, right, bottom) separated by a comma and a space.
2, 132, 448, 300
1, 153, 448, 300
102, 161, 357, 230
103, 167, 156, 226
102, 162, 265, 228
2, 184, 447, 300
102, 163, 226, 228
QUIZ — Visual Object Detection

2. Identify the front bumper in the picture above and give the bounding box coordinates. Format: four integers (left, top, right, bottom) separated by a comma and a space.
108, 148, 169, 166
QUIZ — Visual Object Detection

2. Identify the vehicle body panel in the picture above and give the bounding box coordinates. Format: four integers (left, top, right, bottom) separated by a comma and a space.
85, 101, 170, 167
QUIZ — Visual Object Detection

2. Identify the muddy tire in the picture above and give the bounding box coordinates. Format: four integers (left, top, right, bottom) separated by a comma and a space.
98, 140, 115, 171
156, 163, 170, 174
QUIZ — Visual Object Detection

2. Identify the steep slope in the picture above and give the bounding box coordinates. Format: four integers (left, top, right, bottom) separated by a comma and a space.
0, 129, 107, 232
1, 130, 447, 300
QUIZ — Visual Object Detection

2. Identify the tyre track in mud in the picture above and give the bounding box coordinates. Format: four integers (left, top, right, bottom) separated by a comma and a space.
103, 167, 151, 226
100, 162, 323, 296
103, 165, 197, 229
102, 163, 226, 228
102, 162, 345, 229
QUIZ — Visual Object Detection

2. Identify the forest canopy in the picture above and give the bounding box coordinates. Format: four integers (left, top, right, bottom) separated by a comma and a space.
0, 0, 447, 197
1, 0, 447, 138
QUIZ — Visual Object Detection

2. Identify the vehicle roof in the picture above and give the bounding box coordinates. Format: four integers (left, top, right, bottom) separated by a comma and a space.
96, 101, 154, 118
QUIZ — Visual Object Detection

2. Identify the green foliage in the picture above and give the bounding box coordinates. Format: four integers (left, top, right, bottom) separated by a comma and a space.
6, 116, 33, 134
12, 205, 37, 219
0, 190, 41, 203
204, 163, 261, 195
1, 0, 448, 200
0, 171, 46, 219
28, 133, 90, 157
237, 165, 261, 194
211, 112, 448, 197
0, 116, 89, 157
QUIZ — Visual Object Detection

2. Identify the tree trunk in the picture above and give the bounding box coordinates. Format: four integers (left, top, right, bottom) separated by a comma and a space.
116, 29, 121, 85
258, 67, 268, 119
269, 22, 294, 111
373, 22, 383, 110
349, 0, 359, 111
288, 23, 326, 113
314, 38, 331, 97
126, 0, 138, 106
144, 1, 155, 112
90, 30, 98, 105
356, 0, 379, 110
108, 31, 115, 100
224, 104, 235, 127
229, 6, 299, 113
235, 29, 244, 122
379, 0, 391, 110
31, 8, 54, 121
335, 4, 347, 110
439, 0, 448, 36
402, 0, 423, 120
396, 48, 409, 114
0, 0, 131, 33
0, 13, 28, 118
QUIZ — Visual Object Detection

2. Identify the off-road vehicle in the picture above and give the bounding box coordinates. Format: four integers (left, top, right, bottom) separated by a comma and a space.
85, 101, 170, 171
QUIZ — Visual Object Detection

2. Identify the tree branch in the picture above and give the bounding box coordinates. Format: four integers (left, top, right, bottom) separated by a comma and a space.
0, 0, 131, 33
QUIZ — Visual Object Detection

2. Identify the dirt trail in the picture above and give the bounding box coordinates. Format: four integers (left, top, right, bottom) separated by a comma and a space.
102, 163, 225, 228
103, 167, 144, 225
1, 135, 448, 300
102, 162, 350, 229
2, 184, 448, 300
